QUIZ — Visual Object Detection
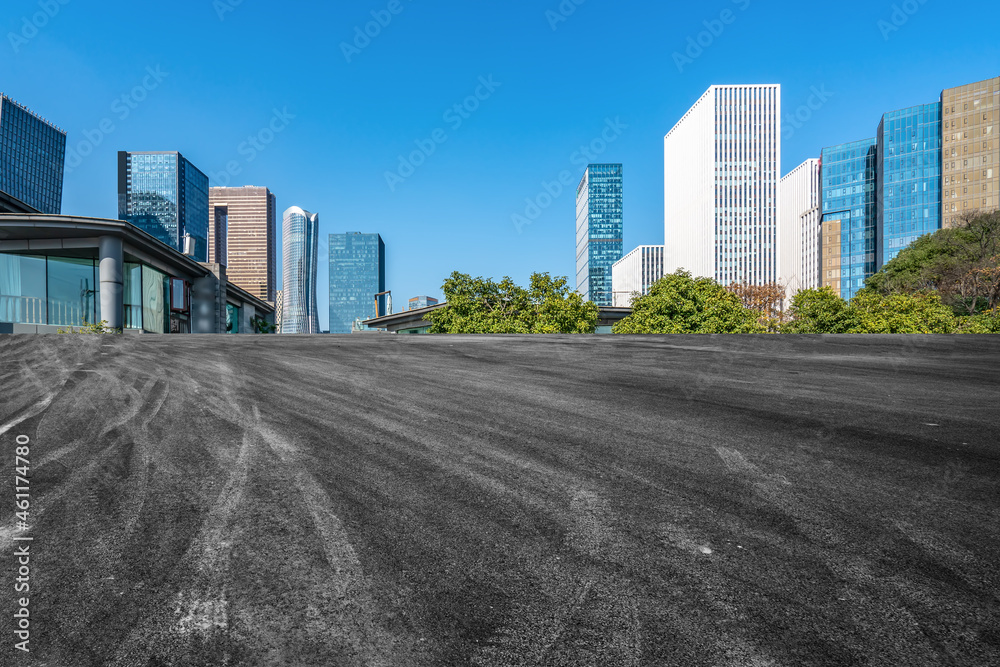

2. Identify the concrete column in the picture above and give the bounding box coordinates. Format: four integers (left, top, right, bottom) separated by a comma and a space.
98, 235, 124, 330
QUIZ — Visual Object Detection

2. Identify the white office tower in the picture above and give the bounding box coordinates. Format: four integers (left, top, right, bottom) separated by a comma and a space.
778, 158, 821, 304
612, 245, 664, 307
664, 85, 781, 286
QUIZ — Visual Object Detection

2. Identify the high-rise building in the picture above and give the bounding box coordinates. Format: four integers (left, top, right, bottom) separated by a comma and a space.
941, 77, 999, 228
575, 163, 623, 306
611, 245, 664, 307
117, 151, 210, 262
208, 186, 277, 302
820, 138, 877, 299
328, 233, 386, 334
664, 84, 781, 286
408, 296, 438, 311
779, 158, 821, 301
876, 103, 942, 270
0, 94, 66, 214
281, 206, 319, 334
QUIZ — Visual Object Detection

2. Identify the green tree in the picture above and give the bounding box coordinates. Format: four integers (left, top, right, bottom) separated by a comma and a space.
957, 308, 1000, 333
841, 289, 956, 334
782, 287, 850, 334
783, 287, 956, 334
426, 271, 598, 334
612, 270, 765, 334
867, 210, 1000, 315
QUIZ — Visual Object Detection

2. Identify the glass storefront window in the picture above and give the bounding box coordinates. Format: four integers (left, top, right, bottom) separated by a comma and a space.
170, 278, 188, 311
0, 254, 47, 324
47, 257, 97, 327
226, 303, 239, 334
141, 265, 169, 333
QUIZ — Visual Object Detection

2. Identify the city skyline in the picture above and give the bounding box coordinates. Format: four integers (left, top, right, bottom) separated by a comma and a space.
2, 1, 999, 329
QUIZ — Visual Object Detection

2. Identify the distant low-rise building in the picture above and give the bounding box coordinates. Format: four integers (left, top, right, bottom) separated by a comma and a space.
0, 214, 273, 334
612, 245, 664, 307
408, 296, 438, 311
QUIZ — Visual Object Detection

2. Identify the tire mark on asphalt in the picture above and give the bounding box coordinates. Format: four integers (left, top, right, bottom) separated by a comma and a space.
109, 424, 250, 665
0, 368, 138, 549
250, 405, 398, 667
714, 446, 792, 493
171, 426, 253, 636
471, 578, 594, 667
711, 445, 970, 663
0, 390, 57, 436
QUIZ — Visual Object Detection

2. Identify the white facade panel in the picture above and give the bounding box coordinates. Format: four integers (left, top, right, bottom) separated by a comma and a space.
575, 170, 590, 299
665, 85, 781, 286
612, 245, 664, 307
778, 158, 821, 303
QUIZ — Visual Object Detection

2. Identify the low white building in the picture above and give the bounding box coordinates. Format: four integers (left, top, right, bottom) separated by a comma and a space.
612, 245, 664, 307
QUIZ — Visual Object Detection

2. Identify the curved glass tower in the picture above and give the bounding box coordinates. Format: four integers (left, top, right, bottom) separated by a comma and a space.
281, 206, 319, 334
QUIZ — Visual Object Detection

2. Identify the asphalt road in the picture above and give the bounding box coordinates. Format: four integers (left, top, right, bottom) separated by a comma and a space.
1, 334, 999, 666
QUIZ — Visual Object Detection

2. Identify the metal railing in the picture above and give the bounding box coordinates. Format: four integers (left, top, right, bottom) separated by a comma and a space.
0, 295, 46, 325
0, 295, 89, 326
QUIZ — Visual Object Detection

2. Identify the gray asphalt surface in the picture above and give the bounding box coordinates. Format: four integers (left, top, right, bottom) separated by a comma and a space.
1, 334, 999, 666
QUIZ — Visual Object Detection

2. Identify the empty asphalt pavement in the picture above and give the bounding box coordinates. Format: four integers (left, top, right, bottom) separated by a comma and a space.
1, 334, 998, 666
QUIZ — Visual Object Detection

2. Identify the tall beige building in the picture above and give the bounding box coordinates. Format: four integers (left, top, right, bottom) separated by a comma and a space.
208, 186, 277, 302
942, 77, 999, 228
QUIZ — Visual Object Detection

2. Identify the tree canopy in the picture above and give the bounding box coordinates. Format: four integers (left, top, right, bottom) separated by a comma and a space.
613, 270, 766, 334
782, 287, 956, 334
867, 210, 1000, 315
426, 271, 599, 334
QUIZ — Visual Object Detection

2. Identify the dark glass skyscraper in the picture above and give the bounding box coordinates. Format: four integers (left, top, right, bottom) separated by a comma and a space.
821, 139, 877, 299
329, 233, 385, 334
117, 151, 209, 262
575, 163, 623, 306
281, 207, 319, 334
876, 102, 942, 270
0, 94, 66, 213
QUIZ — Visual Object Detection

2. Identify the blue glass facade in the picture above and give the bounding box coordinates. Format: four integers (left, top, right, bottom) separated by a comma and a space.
329, 233, 386, 334
821, 139, 877, 299
281, 207, 319, 334
0, 94, 66, 213
118, 151, 209, 262
575, 164, 623, 306
876, 103, 942, 270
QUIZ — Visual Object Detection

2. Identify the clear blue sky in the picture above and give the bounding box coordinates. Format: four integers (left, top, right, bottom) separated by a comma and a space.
3, 0, 998, 329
